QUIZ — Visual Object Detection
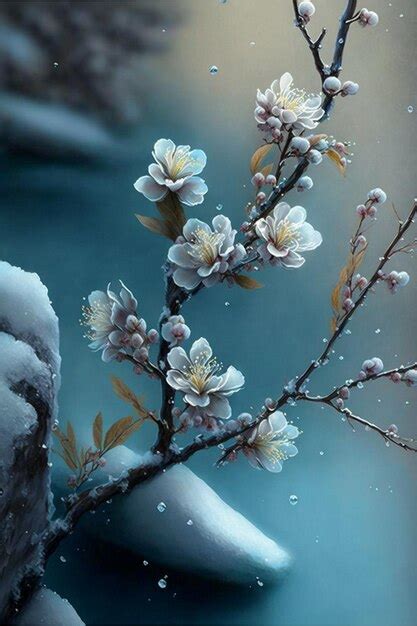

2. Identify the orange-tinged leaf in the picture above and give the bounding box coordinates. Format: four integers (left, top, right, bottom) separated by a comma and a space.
250, 144, 273, 175
156, 191, 186, 238
93, 412, 103, 449
308, 133, 327, 147
111, 376, 148, 418
233, 274, 263, 290
260, 164, 274, 177
326, 148, 346, 176
103, 416, 142, 450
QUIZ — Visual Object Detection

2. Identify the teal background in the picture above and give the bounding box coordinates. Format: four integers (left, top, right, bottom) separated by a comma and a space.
1, 1, 416, 624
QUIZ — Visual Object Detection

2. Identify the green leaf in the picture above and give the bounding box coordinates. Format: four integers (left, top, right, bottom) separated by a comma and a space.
233, 274, 263, 290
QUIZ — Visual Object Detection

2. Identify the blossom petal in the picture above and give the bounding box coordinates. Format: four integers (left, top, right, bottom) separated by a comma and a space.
148, 163, 166, 185
206, 394, 232, 419
172, 268, 201, 290
153, 138, 175, 169
297, 222, 322, 251
134, 175, 167, 202
118, 281, 137, 311
88, 290, 108, 308
177, 177, 208, 206
280, 442, 298, 458
283, 424, 300, 440
168, 243, 197, 268
268, 411, 287, 433
281, 250, 305, 269
272, 202, 291, 222
216, 366, 245, 396
279, 72, 293, 93
184, 391, 211, 407
167, 346, 191, 371
183, 218, 211, 241
287, 206, 307, 225
190, 337, 212, 365
179, 149, 207, 176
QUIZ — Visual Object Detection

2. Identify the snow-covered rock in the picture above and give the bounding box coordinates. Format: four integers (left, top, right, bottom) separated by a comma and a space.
0, 262, 60, 619
14, 588, 84, 626
54, 446, 291, 584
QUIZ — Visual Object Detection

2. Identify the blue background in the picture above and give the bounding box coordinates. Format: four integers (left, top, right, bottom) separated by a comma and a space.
1, 1, 416, 624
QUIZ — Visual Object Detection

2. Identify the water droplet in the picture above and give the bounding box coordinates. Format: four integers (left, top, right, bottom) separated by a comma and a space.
375, 328, 381, 334
319, 450, 324, 456
338, 38, 344, 44
53, 62, 59, 68
143, 560, 149, 566
257, 579, 264, 587
216, 203, 223, 211
224, 301, 230, 307
158, 579, 167, 589
209, 65, 219, 75
289, 494, 298, 506
157, 501, 167, 513
59, 555, 66, 563
187, 519, 193, 526
407, 105, 414, 113
249, 41, 256, 47
339, 356, 344, 361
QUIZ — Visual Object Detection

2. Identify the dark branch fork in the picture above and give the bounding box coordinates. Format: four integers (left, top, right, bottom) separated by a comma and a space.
39, 0, 417, 581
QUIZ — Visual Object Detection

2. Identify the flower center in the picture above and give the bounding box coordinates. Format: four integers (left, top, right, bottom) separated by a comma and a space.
184, 353, 219, 393
81, 300, 112, 339
168, 147, 197, 180
191, 227, 223, 265
273, 219, 300, 250
277, 87, 307, 114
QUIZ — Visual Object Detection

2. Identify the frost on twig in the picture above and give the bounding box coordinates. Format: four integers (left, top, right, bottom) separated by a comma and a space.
0, 262, 60, 621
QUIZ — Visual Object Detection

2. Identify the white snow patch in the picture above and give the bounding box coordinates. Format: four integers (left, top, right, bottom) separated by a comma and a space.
14, 588, 85, 626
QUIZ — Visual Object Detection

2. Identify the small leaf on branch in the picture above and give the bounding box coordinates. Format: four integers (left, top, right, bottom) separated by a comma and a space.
93, 412, 103, 449
325, 148, 346, 176
308, 133, 327, 147
136, 214, 175, 239
111, 376, 148, 418
103, 416, 141, 450
233, 274, 263, 290
250, 144, 273, 175
260, 164, 274, 177
156, 191, 186, 239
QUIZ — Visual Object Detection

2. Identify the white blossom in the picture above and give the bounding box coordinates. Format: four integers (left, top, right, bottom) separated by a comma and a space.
241, 411, 300, 473
360, 357, 384, 378
168, 215, 246, 290
82, 282, 156, 364
255, 202, 322, 268
166, 337, 245, 419
134, 139, 208, 206
161, 315, 191, 347
255, 72, 323, 136
290, 136, 310, 156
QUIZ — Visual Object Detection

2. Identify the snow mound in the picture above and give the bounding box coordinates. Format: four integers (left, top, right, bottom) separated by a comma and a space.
14, 588, 84, 626
55, 446, 291, 584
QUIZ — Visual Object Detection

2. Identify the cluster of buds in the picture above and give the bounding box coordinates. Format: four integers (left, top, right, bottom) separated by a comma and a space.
359, 357, 384, 379
297, 1, 315, 23
323, 76, 359, 97
379, 270, 410, 294
356, 188, 387, 219
390, 369, 417, 386
82, 282, 159, 369
251, 171, 277, 204
161, 314, 191, 348
254, 94, 284, 142
358, 8, 379, 27
178, 409, 224, 433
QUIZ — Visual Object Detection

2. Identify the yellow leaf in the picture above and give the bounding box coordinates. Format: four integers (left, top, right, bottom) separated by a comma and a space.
93, 412, 103, 450
260, 164, 274, 177
233, 274, 263, 290
111, 376, 148, 418
53, 426, 79, 469
308, 133, 327, 147
326, 148, 346, 176
250, 144, 274, 175
135, 214, 176, 240
103, 416, 142, 450
55, 449, 78, 471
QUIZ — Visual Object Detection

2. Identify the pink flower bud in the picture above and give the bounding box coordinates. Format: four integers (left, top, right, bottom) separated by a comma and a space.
356, 235, 367, 248
367, 205, 377, 217
147, 329, 159, 344
251, 172, 265, 187
356, 204, 367, 217
389, 372, 402, 383
265, 174, 277, 186
367, 188, 387, 205
298, 1, 316, 20
343, 297, 354, 312
341, 81, 359, 96
256, 192, 266, 204
339, 386, 350, 400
